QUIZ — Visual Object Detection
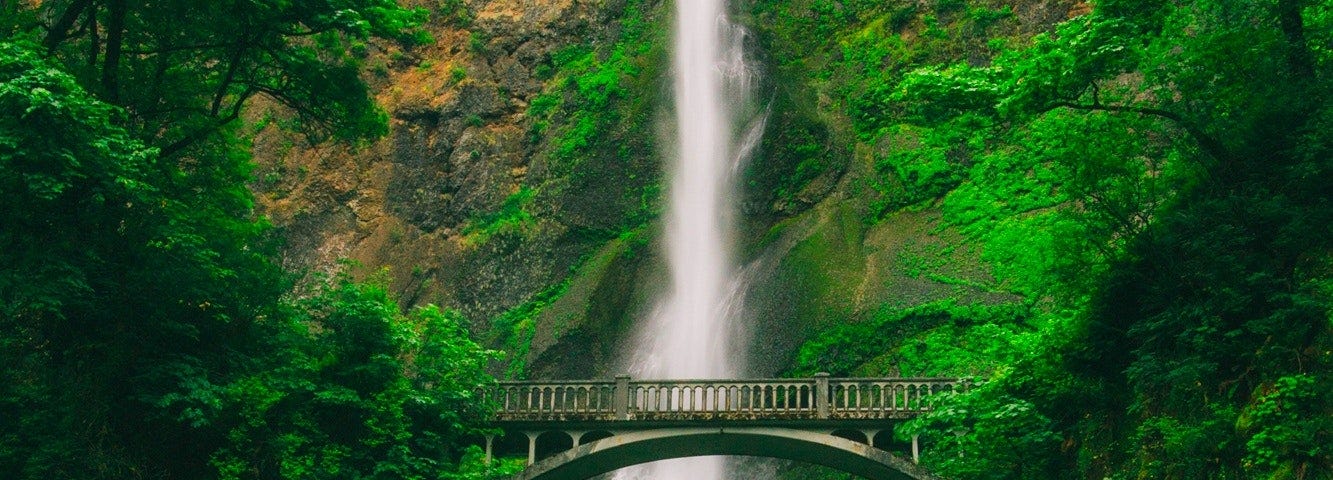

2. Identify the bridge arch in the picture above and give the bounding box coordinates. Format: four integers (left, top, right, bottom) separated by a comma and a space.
514, 427, 939, 480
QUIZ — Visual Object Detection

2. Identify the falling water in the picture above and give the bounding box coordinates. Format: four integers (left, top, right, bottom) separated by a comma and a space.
614, 0, 764, 478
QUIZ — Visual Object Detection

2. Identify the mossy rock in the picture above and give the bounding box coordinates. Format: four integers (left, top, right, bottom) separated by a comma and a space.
742, 194, 1015, 374
525, 229, 658, 378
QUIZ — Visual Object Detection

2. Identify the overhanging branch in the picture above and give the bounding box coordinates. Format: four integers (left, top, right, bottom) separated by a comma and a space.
1049, 100, 1233, 168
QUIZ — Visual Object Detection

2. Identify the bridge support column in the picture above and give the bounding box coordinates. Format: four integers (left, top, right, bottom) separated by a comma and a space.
525, 432, 539, 466
862, 429, 878, 448
911, 434, 919, 463
569, 431, 586, 448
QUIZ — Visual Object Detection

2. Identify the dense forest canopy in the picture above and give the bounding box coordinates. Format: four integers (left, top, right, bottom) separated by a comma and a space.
891, 0, 1333, 476
1, 0, 505, 478
2, 0, 1331, 479
760, 0, 1332, 478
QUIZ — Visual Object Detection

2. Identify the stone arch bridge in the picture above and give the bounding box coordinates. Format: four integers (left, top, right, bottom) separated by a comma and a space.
481, 375, 965, 480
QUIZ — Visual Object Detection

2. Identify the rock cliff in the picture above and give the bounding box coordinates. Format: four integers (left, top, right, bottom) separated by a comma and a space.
250, 0, 1082, 378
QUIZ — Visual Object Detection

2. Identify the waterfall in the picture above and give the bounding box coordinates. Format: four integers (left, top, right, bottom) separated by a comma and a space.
613, 0, 764, 478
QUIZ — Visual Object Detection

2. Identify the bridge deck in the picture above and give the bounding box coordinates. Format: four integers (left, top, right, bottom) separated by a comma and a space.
484, 375, 965, 428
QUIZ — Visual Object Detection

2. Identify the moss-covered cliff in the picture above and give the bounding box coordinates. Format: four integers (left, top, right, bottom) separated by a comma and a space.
249, 0, 668, 377
248, 0, 1081, 377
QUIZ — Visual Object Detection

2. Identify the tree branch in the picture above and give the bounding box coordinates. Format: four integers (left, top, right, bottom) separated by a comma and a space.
122, 41, 237, 56
1049, 101, 1233, 167
158, 87, 259, 159
85, 7, 99, 68
211, 46, 247, 116
42, 0, 94, 54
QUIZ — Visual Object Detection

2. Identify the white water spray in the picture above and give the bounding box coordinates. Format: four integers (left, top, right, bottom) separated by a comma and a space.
615, 0, 764, 478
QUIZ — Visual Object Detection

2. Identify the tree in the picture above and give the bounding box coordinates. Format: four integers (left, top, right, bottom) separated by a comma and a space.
207, 276, 499, 479
890, 0, 1332, 477
1, 0, 503, 476
18, 0, 427, 157
0, 39, 242, 477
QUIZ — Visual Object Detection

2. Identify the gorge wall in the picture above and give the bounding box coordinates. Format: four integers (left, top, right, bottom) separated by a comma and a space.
248, 0, 1083, 379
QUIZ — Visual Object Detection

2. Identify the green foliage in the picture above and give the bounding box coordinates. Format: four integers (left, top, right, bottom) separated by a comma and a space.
451, 446, 525, 479
519, 0, 666, 238
787, 302, 1036, 378
0, 4, 500, 475
208, 274, 498, 479
749, 0, 1035, 215
764, 1, 1331, 479
0, 41, 178, 476
468, 32, 488, 53
754, 108, 839, 210
539, 38, 648, 170
0, 40, 277, 478
903, 382, 1065, 479
14, 0, 429, 157
1239, 375, 1333, 476
488, 279, 573, 379
526, 0, 659, 170
861, 1, 1333, 478
0, 41, 157, 319
438, 0, 473, 28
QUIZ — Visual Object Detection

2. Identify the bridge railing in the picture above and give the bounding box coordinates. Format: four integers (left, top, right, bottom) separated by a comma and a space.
630, 378, 816, 419
828, 378, 960, 418
489, 380, 618, 418
485, 375, 965, 422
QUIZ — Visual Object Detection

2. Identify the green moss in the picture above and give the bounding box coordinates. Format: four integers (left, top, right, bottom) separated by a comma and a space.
777, 204, 866, 328
487, 228, 652, 378
437, 0, 472, 26
468, 31, 487, 53
518, 0, 667, 239
537, 228, 647, 339
488, 279, 571, 379
461, 187, 536, 248
785, 301, 1034, 377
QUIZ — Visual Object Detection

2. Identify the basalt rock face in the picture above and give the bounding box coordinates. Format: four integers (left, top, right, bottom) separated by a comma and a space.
249, 0, 669, 379
251, 0, 1079, 379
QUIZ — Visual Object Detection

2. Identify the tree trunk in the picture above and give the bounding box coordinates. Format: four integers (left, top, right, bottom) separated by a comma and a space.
86, 8, 99, 68
1277, 0, 1314, 80
101, 0, 126, 103
42, 0, 95, 54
